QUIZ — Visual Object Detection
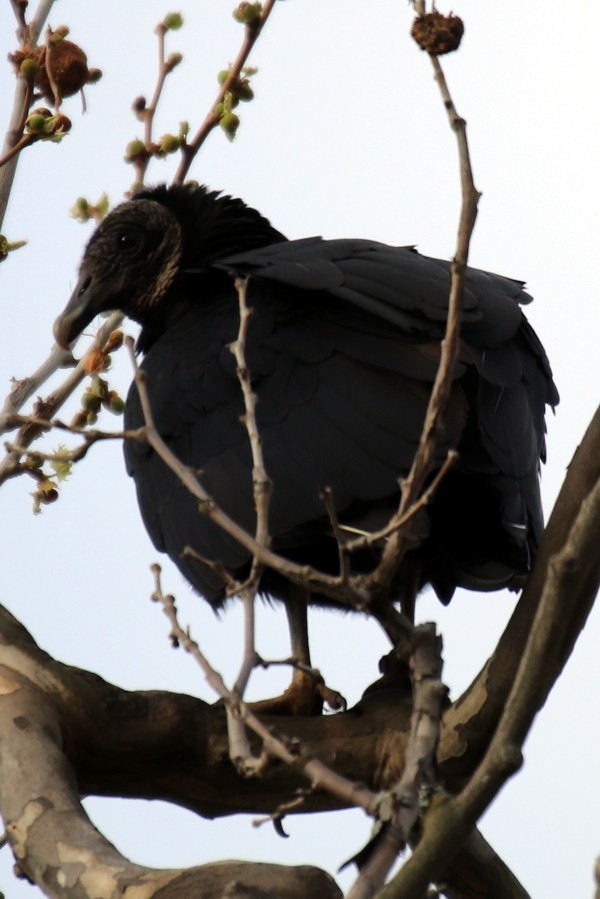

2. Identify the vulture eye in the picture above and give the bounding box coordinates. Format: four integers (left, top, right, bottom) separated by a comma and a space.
113, 224, 144, 255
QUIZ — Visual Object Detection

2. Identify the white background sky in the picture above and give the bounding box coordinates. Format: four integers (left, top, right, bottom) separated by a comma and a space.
1, 1, 599, 896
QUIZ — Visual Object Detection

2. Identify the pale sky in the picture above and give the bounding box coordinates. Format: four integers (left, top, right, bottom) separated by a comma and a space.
1, 2, 599, 896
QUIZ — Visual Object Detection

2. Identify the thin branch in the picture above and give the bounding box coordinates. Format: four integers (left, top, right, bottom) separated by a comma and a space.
230, 276, 273, 562
174, 0, 278, 182
5, 418, 135, 466
345, 450, 457, 554
0, 0, 56, 229
144, 24, 169, 141
370, 4, 480, 600
151, 564, 380, 813
0, 131, 37, 167
321, 486, 352, 584
378, 468, 600, 899
227, 276, 272, 697
124, 337, 378, 611
130, 20, 173, 188
0, 312, 123, 484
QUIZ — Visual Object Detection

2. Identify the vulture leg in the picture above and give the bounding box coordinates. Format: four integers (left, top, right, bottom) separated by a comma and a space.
250, 584, 345, 716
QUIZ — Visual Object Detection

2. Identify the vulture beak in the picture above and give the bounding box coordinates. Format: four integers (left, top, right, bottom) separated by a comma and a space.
53, 267, 110, 349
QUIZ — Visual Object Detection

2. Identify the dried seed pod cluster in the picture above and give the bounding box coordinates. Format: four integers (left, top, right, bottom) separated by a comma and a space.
411, 12, 464, 56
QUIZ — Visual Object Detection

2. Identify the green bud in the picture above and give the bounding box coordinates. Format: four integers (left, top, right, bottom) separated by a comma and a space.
157, 133, 181, 154
81, 392, 102, 413
218, 69, 230, 86
178, 120, 189, 141
165, 52, 183, 72
70, 197, 90, 221
237, 81, 254, 102
26, 113, 47, 133
19, 57, 38, 80
163, 11, 184, 30
87, 67, 103, 84
50, 449, 72, 481
90, 374, 107, 398
105, 392, 125, 415
96, 193, 110, 219
25, 453, 44, 470
232, 3, 263, 24
220, 111, 240, 141
32, 481, 59, 514
0, 235, 26, 258
124, 138, 148, 162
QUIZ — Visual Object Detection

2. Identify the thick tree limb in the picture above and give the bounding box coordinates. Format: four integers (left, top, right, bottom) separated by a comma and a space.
438, 827, 531, 899
377, 405, 600, 898
439, 402, 600, 788
0, 611, 344, 899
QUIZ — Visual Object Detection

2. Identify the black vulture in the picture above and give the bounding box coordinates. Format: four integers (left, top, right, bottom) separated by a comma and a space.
54, 183, 558, 711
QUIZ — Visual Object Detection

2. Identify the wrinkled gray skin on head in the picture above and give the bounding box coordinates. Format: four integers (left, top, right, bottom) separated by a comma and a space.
54, 199, 182, 348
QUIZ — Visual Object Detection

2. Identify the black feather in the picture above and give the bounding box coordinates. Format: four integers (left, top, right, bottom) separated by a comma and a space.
54, 183, 558, 610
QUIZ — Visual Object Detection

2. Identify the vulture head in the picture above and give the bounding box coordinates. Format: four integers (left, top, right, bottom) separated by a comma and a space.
54, 184, 285, 349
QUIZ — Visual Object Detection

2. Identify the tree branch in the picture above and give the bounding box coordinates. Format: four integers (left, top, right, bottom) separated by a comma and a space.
174, 1, 278, 183
0, 0, 56, 229
377, 404, 600, 898
371, 7, 480, 601
346, 625, 446, 899
0, 313, 123, 484
0, 664, 340, 899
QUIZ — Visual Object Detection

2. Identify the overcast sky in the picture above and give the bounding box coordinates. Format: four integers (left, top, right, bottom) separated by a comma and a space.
1, 2, 599, 896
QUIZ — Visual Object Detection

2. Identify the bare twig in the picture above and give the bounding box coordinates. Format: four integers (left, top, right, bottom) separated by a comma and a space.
124, 337, 378, 611
5, 418, 135, 463
174, 0, 278, 182
150, 563, 255, 768
130, 19, 175, 188
150, 564, 380, 812
230, 277, 272, 558
345, 451, 458, 554
227, 277, 270, 706
370, 4, 480, 600
320, 486, 353, 585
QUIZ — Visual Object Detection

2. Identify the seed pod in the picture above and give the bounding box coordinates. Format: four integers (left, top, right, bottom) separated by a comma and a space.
36, 39, 90, 102
411, 12, 464, 56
